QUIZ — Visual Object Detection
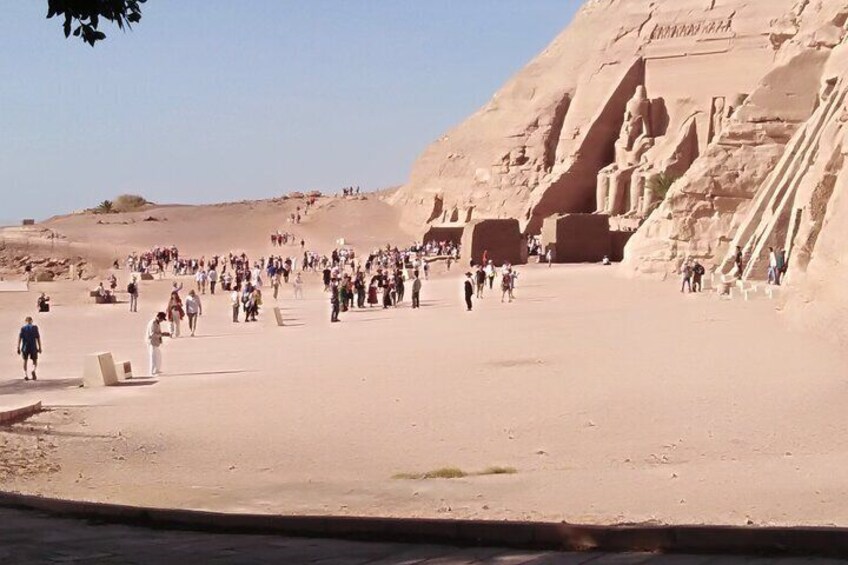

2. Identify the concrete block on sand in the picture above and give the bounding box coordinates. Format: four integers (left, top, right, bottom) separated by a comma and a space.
273, 307, 284, 327
0, 281, 29, 292
83, 352, 120, 387
115, 360, 133, 381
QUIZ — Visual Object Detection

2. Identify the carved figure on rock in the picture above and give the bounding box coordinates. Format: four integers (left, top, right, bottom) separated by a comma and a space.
709, 97, 727, 144
626, 116, 700, 218
596, 86, 655, 215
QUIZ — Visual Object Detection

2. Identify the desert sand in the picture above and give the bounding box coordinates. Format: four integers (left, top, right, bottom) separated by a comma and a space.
4, 0, 848, 532
1, 204, 846, 526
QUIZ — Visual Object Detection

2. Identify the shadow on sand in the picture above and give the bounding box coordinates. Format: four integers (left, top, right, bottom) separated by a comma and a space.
0, 378, 83, 395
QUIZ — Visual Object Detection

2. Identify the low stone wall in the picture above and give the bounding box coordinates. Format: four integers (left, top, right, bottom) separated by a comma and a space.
0, 402, 42, 426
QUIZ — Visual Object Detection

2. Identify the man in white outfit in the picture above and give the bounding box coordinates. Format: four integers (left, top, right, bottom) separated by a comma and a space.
185, 290, 203, 337
146, 312, 170, 376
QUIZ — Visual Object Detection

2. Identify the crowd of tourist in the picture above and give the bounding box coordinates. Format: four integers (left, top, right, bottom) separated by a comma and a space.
124, 246, 179, 274
17, 226, 534, 380
270, 231, 299, 247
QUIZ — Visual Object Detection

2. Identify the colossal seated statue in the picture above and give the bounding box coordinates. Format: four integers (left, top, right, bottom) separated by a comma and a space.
596, 86, 655, 216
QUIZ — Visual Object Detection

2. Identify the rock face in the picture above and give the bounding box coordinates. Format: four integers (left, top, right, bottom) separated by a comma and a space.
391, 0, 800, 237
392, 0, 848, 337
627, 1, 848, 279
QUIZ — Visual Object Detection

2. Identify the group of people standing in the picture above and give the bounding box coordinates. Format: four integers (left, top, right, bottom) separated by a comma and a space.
163, 283, 204, 339
679, 258, 707, 293
327, 266, 424, 323
270, 231, 299, 247
465, 261, 519, 310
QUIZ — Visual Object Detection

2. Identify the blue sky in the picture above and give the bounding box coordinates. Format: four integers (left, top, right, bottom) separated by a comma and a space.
0, 1, 580, 221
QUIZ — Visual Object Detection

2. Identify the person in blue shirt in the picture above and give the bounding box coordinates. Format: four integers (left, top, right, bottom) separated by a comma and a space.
17, 316, 42, 381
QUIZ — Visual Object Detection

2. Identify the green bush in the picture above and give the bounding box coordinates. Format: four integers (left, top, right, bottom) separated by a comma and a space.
95, 200, 114, 214
648, 173, 679, 200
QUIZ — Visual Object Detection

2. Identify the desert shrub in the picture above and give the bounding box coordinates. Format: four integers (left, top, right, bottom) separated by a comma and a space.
648, 173, 679, 200
113, 194, 150, 212
94, 200, 114, 214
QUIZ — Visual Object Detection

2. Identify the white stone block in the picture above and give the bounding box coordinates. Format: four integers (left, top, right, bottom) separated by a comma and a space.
115, 360, 133, 381
83, 352, 120, 387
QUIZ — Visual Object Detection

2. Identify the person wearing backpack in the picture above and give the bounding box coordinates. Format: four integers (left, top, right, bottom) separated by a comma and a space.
692, 261, 706, 293
127, 276, 139, 312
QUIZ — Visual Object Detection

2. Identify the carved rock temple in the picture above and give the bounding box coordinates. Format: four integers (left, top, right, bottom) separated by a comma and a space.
390, 0, 848, 336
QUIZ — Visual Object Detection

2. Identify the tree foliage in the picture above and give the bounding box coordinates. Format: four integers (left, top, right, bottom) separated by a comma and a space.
46, 0, 145, 46
95, 200, 115, 214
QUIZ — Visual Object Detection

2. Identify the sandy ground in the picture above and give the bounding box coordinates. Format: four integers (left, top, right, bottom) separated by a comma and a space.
0, 194, 409, 279
1, 258, 847, 527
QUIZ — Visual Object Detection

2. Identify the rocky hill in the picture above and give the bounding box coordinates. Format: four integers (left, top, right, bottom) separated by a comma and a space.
391, 0, 848, 336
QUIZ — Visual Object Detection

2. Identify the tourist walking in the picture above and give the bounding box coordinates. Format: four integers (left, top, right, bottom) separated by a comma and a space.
167, 291, 184, 337
680, 259, 693, 293
17, 316, 42, 381
208, 267, 218, 295
230, 288, 241, 323
185, 290, 203, 337
127, 276, 139, 312
293, 272, 304, 299
501, 268, 513, 303
777, 248, 788, 281
272, 272, 281, 300
195, 269, 207, 294
411, 274, 422, 309
475, 266, 486, 298
464, 272, 474, 311
485, 261, 496, 290
146, 312, 169, 376
692, 260, 705, 293
330, 280, 341, 323
734, 245, 744, 277
768, 247, 781, 285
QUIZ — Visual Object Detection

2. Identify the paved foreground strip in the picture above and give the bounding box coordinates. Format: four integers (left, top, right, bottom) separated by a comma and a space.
3, 505, 848, 564
2, 493, 848, 562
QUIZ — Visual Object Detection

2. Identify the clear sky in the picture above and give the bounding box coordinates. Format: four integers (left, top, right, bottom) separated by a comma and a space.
0, 1, 580, 221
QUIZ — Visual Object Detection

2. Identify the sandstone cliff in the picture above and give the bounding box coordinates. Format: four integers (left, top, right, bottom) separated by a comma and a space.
392, 0, 848, 337
392, 0, 800, 235
627, 0, 848, 279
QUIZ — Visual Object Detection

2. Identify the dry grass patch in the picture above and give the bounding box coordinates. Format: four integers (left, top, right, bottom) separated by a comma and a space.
393, 467, 467, 480
393, 466, 517, 480
479, 466, 517, 476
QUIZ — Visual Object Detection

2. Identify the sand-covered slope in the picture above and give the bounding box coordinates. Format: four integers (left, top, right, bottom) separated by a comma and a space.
0, 194, 411, 279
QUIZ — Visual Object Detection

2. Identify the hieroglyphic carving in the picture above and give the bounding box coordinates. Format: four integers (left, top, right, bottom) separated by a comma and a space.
650, 18, 733, 41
